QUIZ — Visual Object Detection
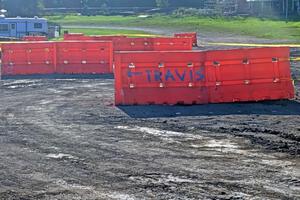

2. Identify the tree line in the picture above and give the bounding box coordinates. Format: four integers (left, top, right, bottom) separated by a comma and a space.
0, 0, 171, 16
0, 0, 223, 16
0, 0, 299, 18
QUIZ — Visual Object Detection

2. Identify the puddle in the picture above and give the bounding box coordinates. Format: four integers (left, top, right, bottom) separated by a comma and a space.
106, 192, 136, 200
129, 173, 195, 185
56, 179, 136, 200
84, 83, 111, 88
47, 88, 63, 94
46, 153, 77, 160
6, 83, 42, 89
3, 80, 37, 85
47, 146, 60, 150
116, 126, 251, 155
116, 126, 204, 140
61, 86, 75, 90
190, 139, 248, 155
2, 80, 43, 89
202, 139, 239, 149
25, 106, 43, 111
39, 100, 53, 105
55, 179, 95, 190
260, 159, 294, 167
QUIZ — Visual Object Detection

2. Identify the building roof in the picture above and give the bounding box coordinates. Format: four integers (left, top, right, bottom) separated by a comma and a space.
0, 16, 47, 22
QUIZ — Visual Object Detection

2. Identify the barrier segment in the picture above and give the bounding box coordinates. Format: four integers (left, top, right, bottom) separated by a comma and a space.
114, 47, 294, 105
55, 41, 114, 74
205, 47, 294, 103
1, 42, 55, 75
64, 34, 193, 51
112, 37, 193, 51
63, 33, 85, 40
115, 51, 207, 105
174, 32, 198, 47
22, 36, 48, 41
1, 41, 114, 76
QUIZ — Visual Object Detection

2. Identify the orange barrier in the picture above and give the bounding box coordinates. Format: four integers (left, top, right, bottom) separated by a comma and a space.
1, 41, 113, 76
174, 32, 198, 47
64, 33, 193, 51
55, 41, 113, 74
22, 36, 48, 41
63, 33, 85, 40
114, 47, 294, 105
113, 37, 193, 51
1, 42, 55, 75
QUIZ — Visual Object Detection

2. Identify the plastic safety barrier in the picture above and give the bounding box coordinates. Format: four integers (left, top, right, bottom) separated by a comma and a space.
113, 37, 193, 51
55, 41, 113, 74
1, 41, 113, 76
1, 42, 55, 75
114, 47, 294, 105
174, 32, 198, 47
64, 33, 193, 51
63, 33, 85, 40
22, 36, 48, 41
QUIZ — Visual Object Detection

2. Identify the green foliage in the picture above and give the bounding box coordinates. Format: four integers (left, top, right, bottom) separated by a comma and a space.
48, 15, 300, 41
62, 27, 156, 37
173, 8, 216, 17
2, 0, 44, 16
156, 0, 169, 8
47, 15, 138, 25
0, 0, 299, 19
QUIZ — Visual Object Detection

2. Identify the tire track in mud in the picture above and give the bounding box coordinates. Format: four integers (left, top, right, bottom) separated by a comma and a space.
139, 119, 300, 156
113, 125, 300, 199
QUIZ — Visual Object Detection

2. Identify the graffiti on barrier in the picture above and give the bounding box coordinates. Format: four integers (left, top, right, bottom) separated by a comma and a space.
127, 67, 205, 82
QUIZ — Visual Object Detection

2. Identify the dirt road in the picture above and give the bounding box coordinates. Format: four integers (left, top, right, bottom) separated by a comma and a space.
0, 28, 299, 199
0, 76, 299, 200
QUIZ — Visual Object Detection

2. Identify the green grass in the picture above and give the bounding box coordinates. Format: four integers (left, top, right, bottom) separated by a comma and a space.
48, 15, 136, 25
47, 15, 300, 41
61, 28, 157, 37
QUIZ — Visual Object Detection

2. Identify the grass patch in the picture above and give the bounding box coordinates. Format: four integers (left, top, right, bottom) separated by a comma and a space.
47, 15, 300, 41
61, 27, 157, 37
48, 15, 137, 25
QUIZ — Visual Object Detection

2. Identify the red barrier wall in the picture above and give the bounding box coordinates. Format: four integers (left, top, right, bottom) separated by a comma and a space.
55, 41, 113, 74
63, 33, 85, 40
64, 33, 193, 51
1, 41, 113, 76
174, 32, 198, 47
1, 42, 55, 75
115, 47, 294, 105
112, 37, 193, 51
22, 36, 48, 41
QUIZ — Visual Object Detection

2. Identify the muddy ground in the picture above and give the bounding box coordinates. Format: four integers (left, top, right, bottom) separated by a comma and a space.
0, 30, 299, 199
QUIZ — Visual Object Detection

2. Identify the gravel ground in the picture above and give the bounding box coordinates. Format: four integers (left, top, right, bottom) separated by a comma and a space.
0, 30, 299, 199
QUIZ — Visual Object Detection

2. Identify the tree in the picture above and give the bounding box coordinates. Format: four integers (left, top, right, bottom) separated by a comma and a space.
156, 0, 169, 8
2, 0, 44, 16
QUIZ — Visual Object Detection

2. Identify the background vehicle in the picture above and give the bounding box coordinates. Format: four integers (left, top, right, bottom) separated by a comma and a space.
0, 16, 48, 39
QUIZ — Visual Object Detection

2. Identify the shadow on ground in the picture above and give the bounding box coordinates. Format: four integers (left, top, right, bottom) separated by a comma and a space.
118, 100, 300, 118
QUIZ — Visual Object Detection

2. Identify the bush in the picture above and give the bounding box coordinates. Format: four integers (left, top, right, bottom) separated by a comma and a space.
172, 7, 218, 17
